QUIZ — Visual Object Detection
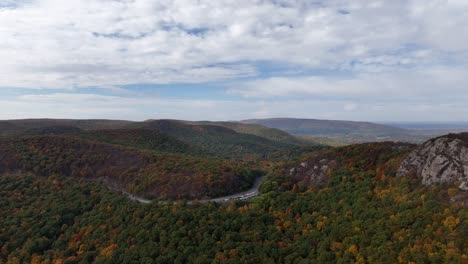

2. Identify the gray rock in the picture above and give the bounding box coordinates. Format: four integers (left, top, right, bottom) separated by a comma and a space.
288, 158, 334, 186
397, 136, 468, 190
289, 168, 296, 175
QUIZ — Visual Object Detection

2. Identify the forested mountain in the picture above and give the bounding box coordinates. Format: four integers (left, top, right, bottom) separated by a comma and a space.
23, 125, 84, 136
0, 119, 318, 159
188, 121, 312, 146
127, 120, 304, 159
0, 119, 466, 263
0, 136, 260, 199
242, 118, 407, 135
75, 129, 207, 156
0, 139, 466, 263
0, 119, 132, 133
282, 142, 415, 187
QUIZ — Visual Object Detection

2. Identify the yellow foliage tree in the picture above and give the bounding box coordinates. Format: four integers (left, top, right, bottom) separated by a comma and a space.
316, 221, 325, 231
348, 245, 359, 255
30, 255, 41, 264
447, 188, 458, 198
443, 216, 460, 231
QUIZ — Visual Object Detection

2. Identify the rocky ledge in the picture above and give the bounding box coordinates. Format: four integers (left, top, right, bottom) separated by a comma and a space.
397, 133, 468, 190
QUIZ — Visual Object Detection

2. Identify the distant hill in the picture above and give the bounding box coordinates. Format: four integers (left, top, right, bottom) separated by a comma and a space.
241, 118, 429, 144
126, 120, 302, 159
0, 119, 132, 136
4, 119, 463, 146
3, 124, 206, 156
187, 121, 315, 146
384, 122, 468, 130
0, 119, 313, 159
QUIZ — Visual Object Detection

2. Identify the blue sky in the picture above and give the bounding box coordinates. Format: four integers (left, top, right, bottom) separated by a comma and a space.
1, 0, 467, 121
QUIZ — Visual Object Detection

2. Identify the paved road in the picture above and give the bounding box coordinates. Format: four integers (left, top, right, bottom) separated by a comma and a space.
203, 175, 265, 203
116, 175, 265, 205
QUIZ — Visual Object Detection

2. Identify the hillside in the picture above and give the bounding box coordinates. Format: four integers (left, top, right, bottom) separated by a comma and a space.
0, 136, 465, 263
242, 118, 428, 144
0, 121, 24, 137
0, 119, 313, 159
0, 136, 261, 199
2, 124, 211, 157
23, 125, 84, 136
188, 121, 315, 146
277, 142, 416, 188
74, 129, 207, 156
127, 120, 299, 159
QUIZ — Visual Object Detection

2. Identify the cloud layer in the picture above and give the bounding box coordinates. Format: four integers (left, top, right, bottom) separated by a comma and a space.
0, 0, 467, 121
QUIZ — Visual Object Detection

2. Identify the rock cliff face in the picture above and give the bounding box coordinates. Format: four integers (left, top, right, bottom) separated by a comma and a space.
397, 133, 468, 190
288, 157, 336, 186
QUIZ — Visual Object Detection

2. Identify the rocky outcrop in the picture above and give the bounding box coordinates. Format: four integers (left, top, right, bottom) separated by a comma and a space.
288, 142, 415, 187
289, 157, 336, 186
397, 134, 468, 190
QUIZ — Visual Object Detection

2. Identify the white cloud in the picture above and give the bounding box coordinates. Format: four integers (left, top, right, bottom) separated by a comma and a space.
0, 0, 467, 121
343, 103, 358, 112
229, 65, 468, 101
0, 0, 467, 89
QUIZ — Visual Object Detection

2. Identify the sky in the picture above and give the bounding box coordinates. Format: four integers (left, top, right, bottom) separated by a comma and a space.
1, 0, 467, 121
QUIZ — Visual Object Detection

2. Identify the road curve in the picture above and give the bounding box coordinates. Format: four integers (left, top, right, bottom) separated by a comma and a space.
203, 175, 265, 203
115, 175, 265, 205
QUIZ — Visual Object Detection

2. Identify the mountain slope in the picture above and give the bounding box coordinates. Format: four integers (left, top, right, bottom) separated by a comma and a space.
23, 125, 84, 136
127, 120, 298, 159
0, 136, 260, 199
0, 121, 24, 137
0, 133, 466, 263
0, 119, 309, 159
74, 129, 206, 156
242, 118, 428, 143
279, 141, 416, 187
188, 121, 316, 146
2, 169, 465, 263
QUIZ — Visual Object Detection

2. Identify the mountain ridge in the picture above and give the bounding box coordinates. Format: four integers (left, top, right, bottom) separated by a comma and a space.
241, 117, 432, 144
0, 119, 321, 159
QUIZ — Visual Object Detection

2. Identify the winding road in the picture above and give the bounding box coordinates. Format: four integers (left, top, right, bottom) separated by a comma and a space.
115, 175, 265, 205
202, 175, 265, 203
